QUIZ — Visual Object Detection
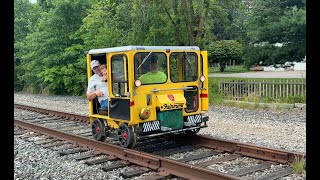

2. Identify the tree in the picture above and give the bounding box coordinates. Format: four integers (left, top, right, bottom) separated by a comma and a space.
210, 0, 248, 42
159, 0, 216, 48
244, 0, 306, 66
14, 0, 43, 91
16, 0, 90, 94
207, 40, 243, 72
77, 0, 219, 48
16, 0, 273, 95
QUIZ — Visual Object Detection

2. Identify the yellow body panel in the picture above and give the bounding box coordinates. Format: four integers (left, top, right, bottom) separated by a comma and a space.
200, 51, 209, 111
86, 54, 94, 116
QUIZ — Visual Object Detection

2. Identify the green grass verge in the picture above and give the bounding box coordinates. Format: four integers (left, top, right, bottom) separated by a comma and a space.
291, 155, 305, 174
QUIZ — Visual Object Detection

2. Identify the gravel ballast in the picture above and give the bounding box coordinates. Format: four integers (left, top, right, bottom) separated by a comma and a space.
14, 92, 306, 153
14, 92, 306, 179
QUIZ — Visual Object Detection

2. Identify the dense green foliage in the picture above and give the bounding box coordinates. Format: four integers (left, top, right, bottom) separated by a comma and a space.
14, 0, 306, 96
243, 0, 306, 66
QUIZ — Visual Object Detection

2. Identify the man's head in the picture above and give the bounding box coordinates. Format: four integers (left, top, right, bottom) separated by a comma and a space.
90, 60, 101, 75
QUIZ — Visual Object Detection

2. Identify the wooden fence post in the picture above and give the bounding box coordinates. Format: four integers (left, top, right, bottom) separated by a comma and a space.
259, 81, 262, 99
286, 79, 289, 98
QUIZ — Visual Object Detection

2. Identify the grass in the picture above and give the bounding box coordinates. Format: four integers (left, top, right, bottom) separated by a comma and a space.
221, 100, 296, 111
291, 155, 305, 174
208, 78, 225, 105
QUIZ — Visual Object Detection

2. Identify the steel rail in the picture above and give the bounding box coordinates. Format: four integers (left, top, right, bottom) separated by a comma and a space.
14, 104, 88, 122
185, 135, 305, 164
14, 103, 305, 164
14, 118, 240, 180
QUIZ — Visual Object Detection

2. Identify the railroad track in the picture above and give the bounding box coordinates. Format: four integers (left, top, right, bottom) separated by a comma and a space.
14, 104, 305, 180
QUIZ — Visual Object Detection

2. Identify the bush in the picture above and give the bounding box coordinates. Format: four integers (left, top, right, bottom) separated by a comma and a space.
207, 40, 243, 72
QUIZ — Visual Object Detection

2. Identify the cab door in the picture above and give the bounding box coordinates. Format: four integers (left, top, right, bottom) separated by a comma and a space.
109, 53, 131, 120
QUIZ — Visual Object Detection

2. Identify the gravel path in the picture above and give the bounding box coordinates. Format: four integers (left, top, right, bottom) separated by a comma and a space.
208, 70, 306, 78
14, 92, 306, 179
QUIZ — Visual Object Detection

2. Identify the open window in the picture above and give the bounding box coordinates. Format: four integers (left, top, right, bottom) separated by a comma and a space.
90, 54, 106, 75
89, 53, 107, 114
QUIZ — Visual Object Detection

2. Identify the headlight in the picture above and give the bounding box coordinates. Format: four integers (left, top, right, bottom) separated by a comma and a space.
140, 107, 151, 120
200, 75, 206, 82
134, 79, 142, 87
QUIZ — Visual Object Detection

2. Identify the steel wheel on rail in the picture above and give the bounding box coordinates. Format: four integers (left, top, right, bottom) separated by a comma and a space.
92, 119, 106, 142
117, 123, 136, 148
184, 124, 201, 136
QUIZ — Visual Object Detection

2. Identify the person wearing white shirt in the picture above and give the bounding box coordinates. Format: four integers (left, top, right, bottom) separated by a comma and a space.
86, 60, 109, 109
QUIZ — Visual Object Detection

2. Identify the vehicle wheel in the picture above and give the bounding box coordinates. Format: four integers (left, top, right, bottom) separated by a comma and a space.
117, 124, 136, 148
184, 124, 200, 136
92, 119, 106, 142
163, 134, 175, 141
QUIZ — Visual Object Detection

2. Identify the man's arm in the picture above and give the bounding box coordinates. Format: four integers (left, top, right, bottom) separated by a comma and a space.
87, 80, 96, 101
87, 90, 104, 101
87, 78, 99, 101
138, 74, 146, 84
87, 91, 97, 101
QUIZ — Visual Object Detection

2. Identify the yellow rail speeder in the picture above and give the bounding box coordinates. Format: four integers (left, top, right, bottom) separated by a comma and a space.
85, 46, 209, 148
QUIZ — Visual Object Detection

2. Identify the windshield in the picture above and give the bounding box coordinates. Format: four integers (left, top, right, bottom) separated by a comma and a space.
134, 52, 168, 85
169, 52, 198, 82
136, 51, 152, 70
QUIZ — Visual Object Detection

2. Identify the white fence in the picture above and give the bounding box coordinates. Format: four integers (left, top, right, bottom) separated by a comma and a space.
220, 79, 306, 100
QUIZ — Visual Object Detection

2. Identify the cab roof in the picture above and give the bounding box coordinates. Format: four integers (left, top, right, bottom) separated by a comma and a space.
87, 45, 200, 55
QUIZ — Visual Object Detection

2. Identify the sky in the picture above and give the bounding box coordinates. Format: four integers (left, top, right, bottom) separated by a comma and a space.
29, 0, 36, 4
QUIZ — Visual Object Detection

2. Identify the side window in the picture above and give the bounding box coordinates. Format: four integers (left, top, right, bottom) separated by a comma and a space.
111, 54, 128, 97
170, 52, 198, 82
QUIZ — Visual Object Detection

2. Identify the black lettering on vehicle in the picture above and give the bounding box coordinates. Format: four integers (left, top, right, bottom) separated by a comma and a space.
162, 103, 184, 110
